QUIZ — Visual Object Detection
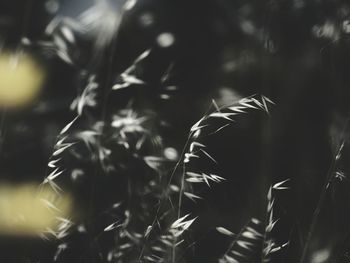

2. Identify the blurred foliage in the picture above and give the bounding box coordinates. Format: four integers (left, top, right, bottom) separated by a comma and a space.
1, 0, 350, 263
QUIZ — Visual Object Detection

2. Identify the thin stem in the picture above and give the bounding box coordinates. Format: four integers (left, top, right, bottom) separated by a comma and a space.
223, 220, 252, 258
20, 0, 33, 39
137, 135, 192, 260
172, 237, 176, 263
177, 163, 186, 218
300, 119, 350, 263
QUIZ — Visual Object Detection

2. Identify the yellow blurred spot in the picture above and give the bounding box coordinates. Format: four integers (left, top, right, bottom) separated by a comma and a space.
0, 183, 72, 236
0, 51, 45, 108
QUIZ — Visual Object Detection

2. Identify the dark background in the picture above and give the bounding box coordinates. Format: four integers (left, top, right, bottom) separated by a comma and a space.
1, 0, 350, 262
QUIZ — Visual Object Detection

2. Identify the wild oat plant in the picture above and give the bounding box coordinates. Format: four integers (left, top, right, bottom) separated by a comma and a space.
39, 46, 281, 263
37, 36, 350, 262
6, 1, 350, 263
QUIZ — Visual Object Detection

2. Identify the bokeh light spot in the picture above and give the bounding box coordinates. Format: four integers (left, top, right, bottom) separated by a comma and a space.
0, 51, 45, 108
